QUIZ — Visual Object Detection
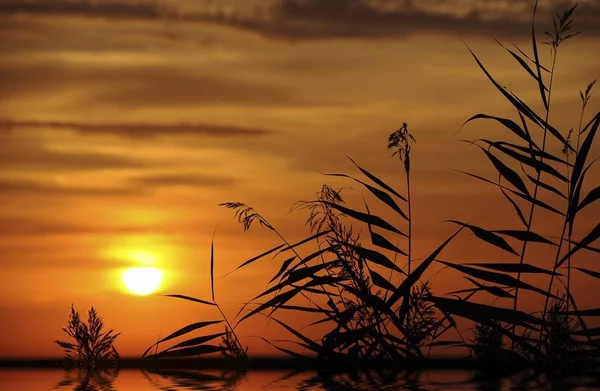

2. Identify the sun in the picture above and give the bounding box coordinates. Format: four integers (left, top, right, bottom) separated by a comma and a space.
121, 267, 163, 296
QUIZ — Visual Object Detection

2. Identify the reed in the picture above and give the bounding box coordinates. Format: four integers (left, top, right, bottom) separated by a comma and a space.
145, 0, 599, 371
140, 235, 248, 365
54, 305, 120, 369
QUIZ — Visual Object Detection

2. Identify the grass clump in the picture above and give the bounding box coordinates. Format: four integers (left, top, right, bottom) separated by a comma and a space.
140, 238, 248, 366
54, 305, 120, 369
144, 0, 599, 373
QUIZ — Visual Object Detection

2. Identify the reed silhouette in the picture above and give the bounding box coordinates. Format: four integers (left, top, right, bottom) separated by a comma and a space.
55, 305, 120, 370
54, 368, 119, 391
144, 0, 599, 374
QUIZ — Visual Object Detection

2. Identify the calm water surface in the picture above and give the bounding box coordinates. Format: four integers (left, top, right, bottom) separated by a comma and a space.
1, 368, 599, 391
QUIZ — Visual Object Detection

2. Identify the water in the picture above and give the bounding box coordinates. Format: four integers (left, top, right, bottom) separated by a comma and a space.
1, 369, 599, 391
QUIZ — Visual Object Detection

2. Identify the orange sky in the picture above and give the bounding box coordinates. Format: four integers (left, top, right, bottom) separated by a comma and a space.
0, 0, 599, 358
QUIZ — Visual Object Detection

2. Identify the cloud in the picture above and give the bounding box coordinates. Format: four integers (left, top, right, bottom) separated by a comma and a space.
0, 0, 170, 20
0, 178, 141, 197
205, 0, 600, 40
2, 0, 599, 40
0, 60, 326, 109
131, 173, 237, 188
0, 135, 147, 171
0, 119, 272, 139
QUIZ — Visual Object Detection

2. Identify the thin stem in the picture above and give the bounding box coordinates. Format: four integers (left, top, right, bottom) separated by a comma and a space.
544, 89, 587, 318
406, 167, 413, 354
511, 48, 558, 345
216, 303, 247, 359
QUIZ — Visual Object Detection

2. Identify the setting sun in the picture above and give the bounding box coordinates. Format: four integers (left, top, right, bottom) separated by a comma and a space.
121, 267, 163, 296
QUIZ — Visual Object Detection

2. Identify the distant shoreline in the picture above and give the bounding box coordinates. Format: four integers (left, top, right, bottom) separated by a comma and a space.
0, 356, 480, 371
1, 357, 599, 374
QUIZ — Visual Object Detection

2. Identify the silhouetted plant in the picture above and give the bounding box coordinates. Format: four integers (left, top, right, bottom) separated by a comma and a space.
54, 305, 120, 369
469, 321, 504, 361
429, 0, 600, 368
141, 238, 248, 364
218, 124, 461, 363
55, 368, 119, 391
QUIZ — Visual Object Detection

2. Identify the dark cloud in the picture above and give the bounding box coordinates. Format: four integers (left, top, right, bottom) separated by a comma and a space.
0, 178, 141, 197
1, 0, 599, 40
0, 60, 323, 108
132, 173, 237, 188
0, 119, 272, 138
0, 136, 147, 171
205, 0, 600, 40
0, 0, 170, 20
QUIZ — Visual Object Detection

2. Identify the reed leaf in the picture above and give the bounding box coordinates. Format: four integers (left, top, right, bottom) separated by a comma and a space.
446, 221, 517, 255
322, 172, 408, 220
162, 295, 216, 306
271, 318, 324, 354
570, 112, 600, 199
531, 0, 549, 110
147, 344, 224, 359
464, 277, 514, 299
568, 308, 600, 317
368, 268, 397, 292
347, 156, 407, 201
437, 261, 554, 298
259, 337, 311, 360
269, 256, 296, 284
577, 185, 600, 212
479, 147, 531, 196
344, 242, 403, 273
478, 139, 569, 180
322, 201, 406, 236
387, 228, 463, 307
574, 267, 600, 280
165, 333, 226, 351
429, 296, 543, 328
368, 227, 407, 256
493, 229, 557, 245
278, 230, 332, 255
557, 222, 600, 267
522, 170, 566, 199
463, 113, 536, 148
154, 321, 223, 346
223, 243, 286, 277
500, 187, 529, 227
465, 262, 561, 276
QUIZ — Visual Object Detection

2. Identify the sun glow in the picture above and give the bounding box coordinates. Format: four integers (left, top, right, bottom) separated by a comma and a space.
121, 267, 163, 296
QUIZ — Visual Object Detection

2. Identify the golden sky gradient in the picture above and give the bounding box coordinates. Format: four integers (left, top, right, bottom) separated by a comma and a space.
0, 0, 599, 358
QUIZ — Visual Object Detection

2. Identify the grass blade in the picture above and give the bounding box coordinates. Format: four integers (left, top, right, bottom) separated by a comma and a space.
324, 201, 406, 236
149, 344, 224, 359
437, 261, 555, 298
223, 243, 286, 277
347, 156, 407, 201
429, 296, 542, 328
369, 268, 397, 292
574, 267, 600, 280
162, 294, 216, 306
465, 262, 561, 276
479, 147, 530, 196
323, 172, 408, 219
387, 228, 463, 307
493, 229, 556, 245
446, 221, 517, 255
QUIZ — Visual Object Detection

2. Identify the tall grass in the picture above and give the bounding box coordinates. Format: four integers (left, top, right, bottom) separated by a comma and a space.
55, 305, 120, 369
140, 236, 248, 365
146, 0, 599, 371
440, 0, 600, 367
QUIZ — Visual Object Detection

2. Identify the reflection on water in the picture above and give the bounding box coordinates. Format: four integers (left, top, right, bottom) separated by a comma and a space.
54, 368, 119, 391
1, 368, 599, 390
